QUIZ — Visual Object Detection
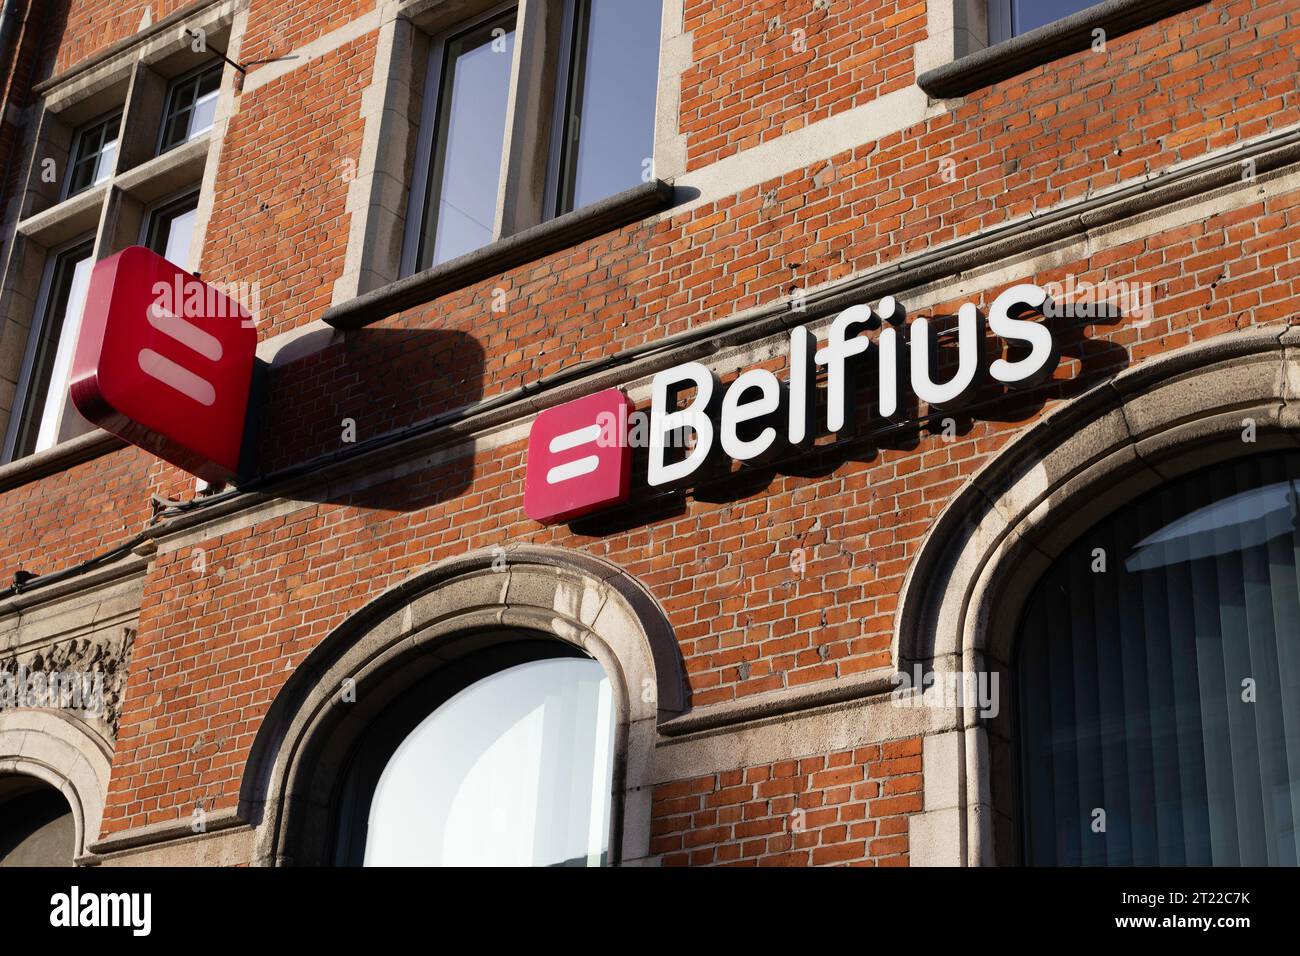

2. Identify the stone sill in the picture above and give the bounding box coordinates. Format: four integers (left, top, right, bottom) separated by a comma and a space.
17, 183, 108, 247
658, 669, 898, 738
917, 0, 1210, 100
0, 428, 125, 493
115, 134, 211, 205
323, 179, 676, 330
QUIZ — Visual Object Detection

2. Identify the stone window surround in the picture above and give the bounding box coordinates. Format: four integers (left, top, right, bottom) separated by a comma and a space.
333, 0, 1218, 326
918, 0, 1213, 99
900, 325, 1300, 865
0, 0, 244, 474
329, 0, 685, 324
84, 545, 686, 866
0, 554, 147, 863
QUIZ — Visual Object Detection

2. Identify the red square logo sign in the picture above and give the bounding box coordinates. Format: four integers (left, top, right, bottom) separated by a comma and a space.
70, 246, 257, 483
525, 389, 633, 523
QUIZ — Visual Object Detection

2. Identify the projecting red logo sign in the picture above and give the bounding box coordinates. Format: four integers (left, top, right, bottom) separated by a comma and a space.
524, 388, 633, 524
70, 246, 257, 483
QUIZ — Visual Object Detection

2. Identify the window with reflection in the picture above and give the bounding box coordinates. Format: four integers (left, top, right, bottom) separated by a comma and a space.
159, 62, 223, 154
414, 9, 518, 271
405, 0, 663, 274
4, 239, 96, 461
338, 640, 616, 866
548, 0, 663, 216
66, 111, 121, 197
145, 190, 200, 271
987, 1, 1107, 43
1017, 452, 1300, 865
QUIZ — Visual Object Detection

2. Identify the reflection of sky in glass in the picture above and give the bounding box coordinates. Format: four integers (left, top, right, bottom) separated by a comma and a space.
1125, 481, 1300, 571
92, 136, 117, 186
38, 252, 94, 451
162, 206, 198, 271
1013, 0, 1104, 34
567, 0, 662, 210
189, 88, 219, 141
429, 26, 516, 267
365, 657, 615, 867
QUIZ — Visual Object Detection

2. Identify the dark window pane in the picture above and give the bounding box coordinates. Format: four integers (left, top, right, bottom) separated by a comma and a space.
1012, 0, 1104, 35
417, 14, 517, 270
159, 64, 222, 153
556, 0, 662, 214
11, 241, 96, 458
1018, 452, 1300, 866
0, 786, 75, 867
67, 113, 120, 196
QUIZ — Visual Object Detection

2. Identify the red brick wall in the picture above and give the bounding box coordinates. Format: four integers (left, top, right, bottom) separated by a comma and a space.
45, 0, 195, 76
0, 448, 156, 576
238, 0, 373, 71
652, 739, 922, 866
198, 37, 372, 338
680, 0, 925, 170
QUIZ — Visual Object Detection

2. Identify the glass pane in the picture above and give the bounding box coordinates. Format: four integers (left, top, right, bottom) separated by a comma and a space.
418, 14, 517, 270
160, 108, 191, 153
161, 205, 198, 268
93, 133, 118, 185
14, 243, 96, 457
67, 114, 119, 195
1018, 452, 1300, 866
189, 88, 219, 140
364, 656, 616, 866
68, 157, 96, 195
1012, 0, 1103, 35
148, 195, 200, 270
558, 0, 662, 213
159, 66, 221, 153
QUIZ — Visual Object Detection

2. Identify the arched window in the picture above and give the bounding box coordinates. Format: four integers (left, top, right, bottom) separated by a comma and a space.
0, 777, 76, 867
334, 637, 617, 866
1017, 451, 1300, 865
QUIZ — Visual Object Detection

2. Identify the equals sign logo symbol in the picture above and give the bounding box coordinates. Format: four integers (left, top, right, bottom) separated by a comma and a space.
524, 388, 634, 524
545, 423, 603, 485
138, 303, 223, 406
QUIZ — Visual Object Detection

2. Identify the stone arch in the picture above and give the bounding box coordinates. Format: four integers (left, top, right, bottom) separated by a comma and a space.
0, 710, 113, 861
240, 544, 686, 866
895, 324, 1300, 864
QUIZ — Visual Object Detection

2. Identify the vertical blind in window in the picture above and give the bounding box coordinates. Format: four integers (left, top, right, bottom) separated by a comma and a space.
1018, 452, 1300, 865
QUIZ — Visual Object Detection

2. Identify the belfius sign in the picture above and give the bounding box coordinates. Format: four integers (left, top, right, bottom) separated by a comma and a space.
525, 284, 1056, 524
70, 246, 257, 484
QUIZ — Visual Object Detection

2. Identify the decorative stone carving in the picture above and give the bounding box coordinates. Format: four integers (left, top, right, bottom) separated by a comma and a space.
0, 627, 136, 737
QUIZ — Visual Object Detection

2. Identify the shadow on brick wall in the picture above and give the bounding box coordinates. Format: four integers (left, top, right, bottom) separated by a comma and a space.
253, 325, 485, 512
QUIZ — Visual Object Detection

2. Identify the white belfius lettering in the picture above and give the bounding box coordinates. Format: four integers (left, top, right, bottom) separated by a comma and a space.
646, 284, 1055, 487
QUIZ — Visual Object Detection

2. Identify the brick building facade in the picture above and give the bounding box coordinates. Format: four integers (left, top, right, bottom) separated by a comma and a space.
0, 0, 1298, 867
